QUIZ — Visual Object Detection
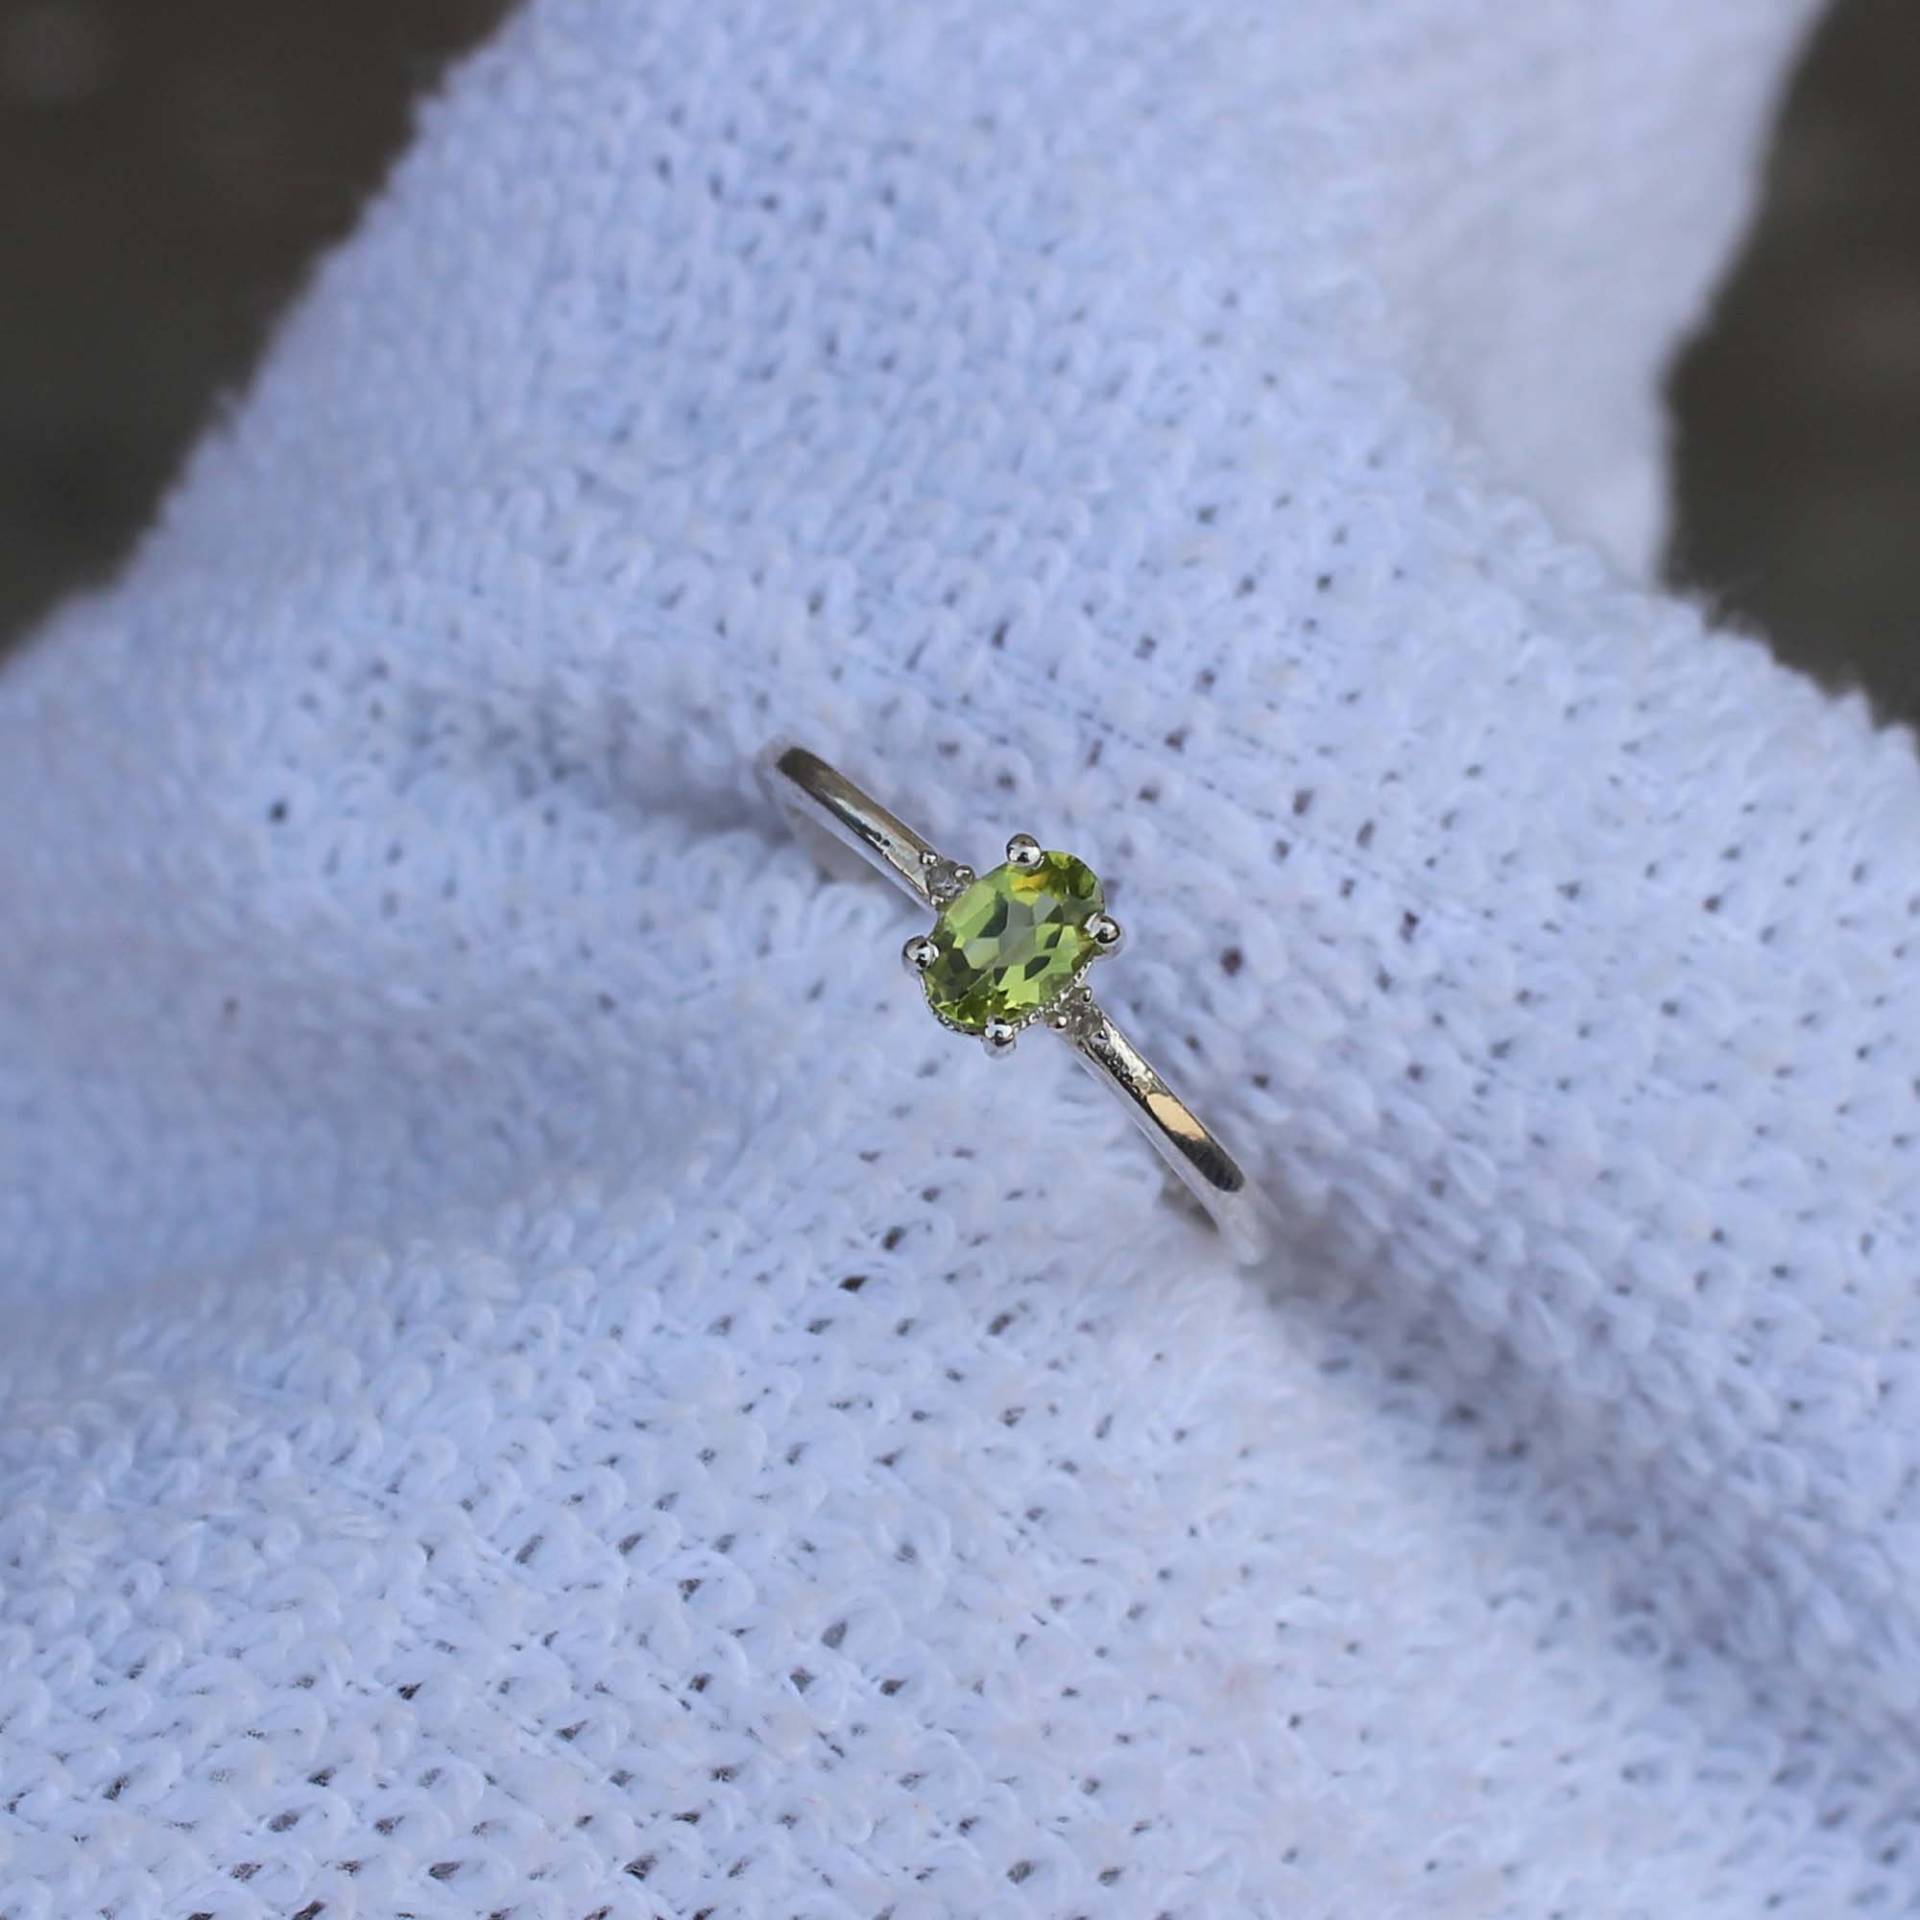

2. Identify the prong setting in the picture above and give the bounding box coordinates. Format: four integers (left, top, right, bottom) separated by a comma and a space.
914, 842, 1109, 1037
1087, 911, 1124, 956
980, 1018, 1019, 1058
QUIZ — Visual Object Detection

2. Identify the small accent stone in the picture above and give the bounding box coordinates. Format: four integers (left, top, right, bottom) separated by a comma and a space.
921, 851, 1105, 1034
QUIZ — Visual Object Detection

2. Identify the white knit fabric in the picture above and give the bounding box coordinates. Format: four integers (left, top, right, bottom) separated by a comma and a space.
14, 0, 1920, 1913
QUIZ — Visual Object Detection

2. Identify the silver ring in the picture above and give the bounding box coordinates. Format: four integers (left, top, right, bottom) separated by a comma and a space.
760, 741, 1273, 1260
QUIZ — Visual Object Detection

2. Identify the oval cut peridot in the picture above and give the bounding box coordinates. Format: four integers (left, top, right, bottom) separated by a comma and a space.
921, 852, 1104, 1034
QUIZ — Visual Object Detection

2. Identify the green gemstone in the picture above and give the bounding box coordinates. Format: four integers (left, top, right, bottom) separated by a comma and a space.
922, 852, 1105, 1034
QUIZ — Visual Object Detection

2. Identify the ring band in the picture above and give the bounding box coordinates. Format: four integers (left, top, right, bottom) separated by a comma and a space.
761, 741, 1272, 1260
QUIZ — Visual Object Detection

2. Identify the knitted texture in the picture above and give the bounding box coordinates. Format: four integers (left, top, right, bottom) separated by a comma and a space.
13, 0, 1920, 1914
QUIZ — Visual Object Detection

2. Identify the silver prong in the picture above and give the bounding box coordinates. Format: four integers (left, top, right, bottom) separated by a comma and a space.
1087, 911, 1124, 955
1044, 1004, 1076, 1032
981, 1018, 1019, 1058
1005, 833, 1044, 870
902, 933, 940, 975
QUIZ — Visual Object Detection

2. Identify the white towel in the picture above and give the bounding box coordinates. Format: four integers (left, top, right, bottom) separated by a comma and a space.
16, 1, 1920, 1914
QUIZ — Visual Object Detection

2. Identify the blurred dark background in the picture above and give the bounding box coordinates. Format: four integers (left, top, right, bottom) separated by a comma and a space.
0, 0, 1915, 715
1668, 0, 1920, 719
0, 0, 512, 640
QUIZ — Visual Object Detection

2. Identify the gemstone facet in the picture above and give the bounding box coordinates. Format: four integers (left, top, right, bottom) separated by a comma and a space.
921, 851, 1105, 1034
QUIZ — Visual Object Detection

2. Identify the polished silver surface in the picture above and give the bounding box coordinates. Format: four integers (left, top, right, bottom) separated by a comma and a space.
765, 742, 946, 906
980, 1017, 1020, 1059
761, 739, 1273, 1259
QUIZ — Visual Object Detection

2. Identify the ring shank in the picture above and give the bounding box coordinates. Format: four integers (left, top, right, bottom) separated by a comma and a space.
1069, 1007, 1269, 1259
762, 742, 944, 907
762, 740, 1272, 1260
